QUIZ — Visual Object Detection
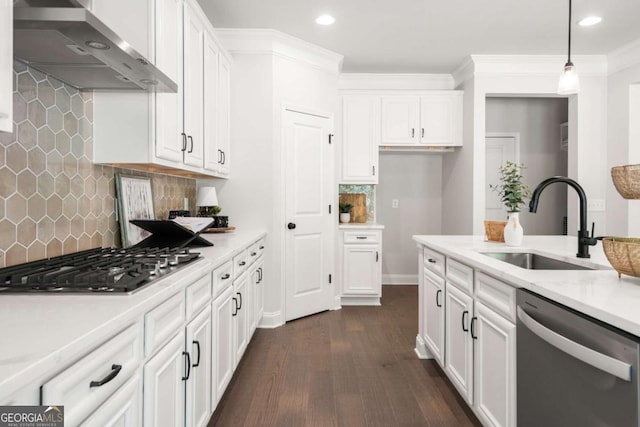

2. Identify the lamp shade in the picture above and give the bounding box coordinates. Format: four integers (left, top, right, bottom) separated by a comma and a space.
558, 63, 580, 95
196, 186, 218, 207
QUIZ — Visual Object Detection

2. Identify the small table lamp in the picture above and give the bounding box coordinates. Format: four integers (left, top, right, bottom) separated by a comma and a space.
196, 186, 219, 217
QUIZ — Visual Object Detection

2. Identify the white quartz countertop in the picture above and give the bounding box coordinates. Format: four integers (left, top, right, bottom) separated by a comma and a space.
339, 223, 385, 230
412, 235, 640, 337
0, 229, 266, 402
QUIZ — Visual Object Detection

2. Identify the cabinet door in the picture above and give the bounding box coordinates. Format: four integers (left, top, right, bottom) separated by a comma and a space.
143, 331, 186, 427
255, 258, 265, 327
381, 96, 420, 145
217, 53, 232, 176
423, 268, 445, 366
155, 0, 184, 163
203, 31, 220, 173
212, 286, 234, 406
183, 1, 205, 168
419, 93, 462, 146
233, 272, 249, 365
79, 375, 142, 427
342, 244, 381, 296
341, 95, 379, 184
445, 283, 474, 404
474, 302, 516, 427
0, 0, 12, 133
185, 307, 212, 427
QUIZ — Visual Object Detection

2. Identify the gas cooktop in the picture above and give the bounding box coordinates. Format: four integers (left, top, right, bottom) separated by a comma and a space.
0, 247, 201, 294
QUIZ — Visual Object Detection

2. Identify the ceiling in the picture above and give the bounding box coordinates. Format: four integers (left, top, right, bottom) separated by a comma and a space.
197, 0, 640, 73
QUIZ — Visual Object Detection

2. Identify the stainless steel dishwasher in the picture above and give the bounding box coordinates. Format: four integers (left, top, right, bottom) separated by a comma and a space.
517, 289, 640, 426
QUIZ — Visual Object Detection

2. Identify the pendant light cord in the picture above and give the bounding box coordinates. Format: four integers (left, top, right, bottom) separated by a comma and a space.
567, 0, 572, 65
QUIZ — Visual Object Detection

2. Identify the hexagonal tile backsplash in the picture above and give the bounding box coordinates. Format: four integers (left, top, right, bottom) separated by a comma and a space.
0, 62, 196, 268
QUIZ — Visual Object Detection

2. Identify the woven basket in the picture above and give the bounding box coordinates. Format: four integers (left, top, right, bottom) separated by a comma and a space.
611, 164, 640, 199
602, 237, 640, 278
484, 220, 507, 243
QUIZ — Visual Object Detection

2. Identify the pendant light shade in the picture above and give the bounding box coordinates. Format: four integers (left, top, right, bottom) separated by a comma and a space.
558, 0, 580, 94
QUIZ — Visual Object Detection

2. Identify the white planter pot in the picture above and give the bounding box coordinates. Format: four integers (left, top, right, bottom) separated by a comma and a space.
504, 212, 524, 246
340, 213, 351, 223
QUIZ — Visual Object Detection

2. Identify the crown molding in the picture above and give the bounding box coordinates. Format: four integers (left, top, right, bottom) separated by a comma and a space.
608, 37, 640, 75
216, 29, 344, 74
452, 57, 474, 87
338, 73, 454, 90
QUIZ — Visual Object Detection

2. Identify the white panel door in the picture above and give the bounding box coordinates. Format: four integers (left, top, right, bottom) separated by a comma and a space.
341, 96, 379, 183
445, 283, 474, 404
381, 96, 420, 145
284, 109, 334, 321
203, 31, 220, 172
143, 331, 186, 427
79, 375, 141, 427
212, 286, 234, 406
343, 244, 380, 296
154, 0, 183, 163
485, 136, 517, 221
423, 268, 445, 366
420, 94, 459, 146
185, 307, 212, 427
474, 302, 516, 427
183, 2, 205, 168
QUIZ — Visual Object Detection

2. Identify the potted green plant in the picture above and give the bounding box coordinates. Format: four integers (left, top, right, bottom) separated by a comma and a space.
339, 202, 352, 223
489, 162, 532, 246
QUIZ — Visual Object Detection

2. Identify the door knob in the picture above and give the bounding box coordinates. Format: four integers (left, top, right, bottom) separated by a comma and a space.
287, 223, 296, 230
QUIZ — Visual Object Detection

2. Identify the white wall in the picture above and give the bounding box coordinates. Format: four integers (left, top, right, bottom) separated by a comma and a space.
606, 61, 640, 236
485, 97, 568, 235
377, 153, 442, 283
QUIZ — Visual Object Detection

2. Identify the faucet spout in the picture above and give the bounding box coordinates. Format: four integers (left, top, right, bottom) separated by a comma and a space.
529, 176, 593, 258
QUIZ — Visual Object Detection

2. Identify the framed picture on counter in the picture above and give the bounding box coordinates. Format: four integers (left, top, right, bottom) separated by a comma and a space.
115, 174, 155, 247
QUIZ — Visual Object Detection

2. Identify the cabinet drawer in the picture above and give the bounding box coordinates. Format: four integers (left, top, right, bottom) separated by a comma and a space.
145, 292, 185, 357
344, 231, 380, 244
79, 374, 141, 426
213, 259, 234, 298
185, 274, 212, 320
256, 238, 266, 257
475, 272, 516, 322
233, 249, 249, 277
41, 323, 142, 427
247, 242, 260, 266
423, 247, 445, 278
446, 258, 473, 295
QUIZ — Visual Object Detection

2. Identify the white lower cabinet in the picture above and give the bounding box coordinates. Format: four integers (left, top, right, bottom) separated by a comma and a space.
233, 271, 249, 365
422, 268, 445, 366
473, 301, 516, 427
185, 306, 212, 427
340, 228, 383, 305
80, 374, 142, 427
419, 246, 516, 427
143, 331, 186, 427
213, 285, 235, 406
444, 283, 474, 404
253, 257, 265, 332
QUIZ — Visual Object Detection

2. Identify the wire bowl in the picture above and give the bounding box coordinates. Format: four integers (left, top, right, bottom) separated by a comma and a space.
611, 164, 640, 199
602, 237, 640, 278
484, 220, 507, 243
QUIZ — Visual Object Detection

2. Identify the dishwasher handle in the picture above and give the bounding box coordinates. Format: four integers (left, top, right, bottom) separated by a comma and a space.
517, 306, 632, 382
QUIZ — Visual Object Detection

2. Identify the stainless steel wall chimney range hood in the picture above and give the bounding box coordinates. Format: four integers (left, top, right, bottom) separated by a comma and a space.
13, 0, 178, 92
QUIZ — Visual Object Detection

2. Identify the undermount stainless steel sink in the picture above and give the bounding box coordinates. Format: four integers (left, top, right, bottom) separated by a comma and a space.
481, 252, 596, 270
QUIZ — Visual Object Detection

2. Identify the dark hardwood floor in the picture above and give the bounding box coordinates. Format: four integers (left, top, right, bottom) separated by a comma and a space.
209, 285, 481, 427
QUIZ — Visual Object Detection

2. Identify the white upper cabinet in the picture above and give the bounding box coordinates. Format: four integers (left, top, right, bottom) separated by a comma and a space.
341, 95, 380, 184
380, 92, 463, 146
92, 0, 232, 179
0, 0, 12, 133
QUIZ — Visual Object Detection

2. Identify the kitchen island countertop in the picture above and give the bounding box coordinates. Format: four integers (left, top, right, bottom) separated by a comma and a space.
413, 235, 640, 338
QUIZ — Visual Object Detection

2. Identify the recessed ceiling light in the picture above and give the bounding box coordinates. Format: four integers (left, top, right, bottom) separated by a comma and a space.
316, 15, 335, 26
578, 16, 602, 26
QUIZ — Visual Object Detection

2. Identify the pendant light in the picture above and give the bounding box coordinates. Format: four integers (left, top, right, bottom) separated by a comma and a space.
558, 0, 580, 94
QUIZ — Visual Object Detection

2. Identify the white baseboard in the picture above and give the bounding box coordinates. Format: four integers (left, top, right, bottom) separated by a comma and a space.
258, 310, 284, 329
341, 296, 381, 306
415, 334, 433, 360
383, 274, 418, 285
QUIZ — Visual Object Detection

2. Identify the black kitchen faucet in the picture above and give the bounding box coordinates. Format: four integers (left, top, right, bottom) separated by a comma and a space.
529, 176, 599, 258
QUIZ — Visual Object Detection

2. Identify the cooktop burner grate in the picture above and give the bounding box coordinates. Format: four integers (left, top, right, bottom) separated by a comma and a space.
0, 247, 201, 294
